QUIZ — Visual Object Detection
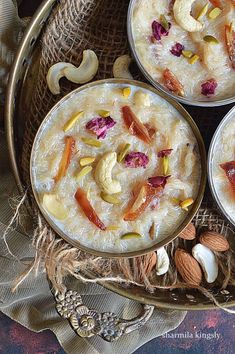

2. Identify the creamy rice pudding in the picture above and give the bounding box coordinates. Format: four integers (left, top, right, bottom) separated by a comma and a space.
130, 0, 235, 101
211, 112, 235, 224
31, 82, 202, 253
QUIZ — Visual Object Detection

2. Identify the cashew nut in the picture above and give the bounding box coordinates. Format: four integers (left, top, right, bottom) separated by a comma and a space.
95, 152, 122, 195
113, 55, 133, 80
46, 50, 99, 95
192, 244, 218, 283
64, 50, 99, 84
173, 0, 203, 32
42, 194, 68, 220
46, 62, 75, 95
134, 90, 151, 107
156, 247, 170, 275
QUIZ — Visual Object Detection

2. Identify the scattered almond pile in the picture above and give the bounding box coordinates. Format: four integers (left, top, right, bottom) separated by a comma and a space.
174, 223, 230, 286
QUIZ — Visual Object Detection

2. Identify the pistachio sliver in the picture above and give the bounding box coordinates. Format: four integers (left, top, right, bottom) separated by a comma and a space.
122, 87, 131, 98
63, 111, 83, 132
81, 137, 102, 148
107, 225, 120, 231
208, 7, 222, 20
117, 143, 131, 163
100, 192, 121, 205
120, 232, 142, 240
160, 14, 169, 31
163, 156, 169, 175
76, 165, 93, 181
196, 3, 209, 20
203, 35, 219, 44
188, 54, 200, 64
182, 50, 193, 58
97, 110, 110, 118
80, 156, 96, 166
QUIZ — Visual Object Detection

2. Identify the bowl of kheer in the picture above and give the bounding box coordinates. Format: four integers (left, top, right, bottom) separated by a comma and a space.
208, 106, 235, 226
128, 0, 235, 106
30, 79, 206, 257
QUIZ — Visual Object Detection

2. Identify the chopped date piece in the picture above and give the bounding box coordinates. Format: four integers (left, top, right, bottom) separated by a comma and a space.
220, 161, 235, 197
157, 149, 173, 158
86, 116, 116, 139
122, 106, 152, 144
54, 136, 75, 183
75, 188, 106, 230
162, 69, 184, 96
124, 183, 163, 221
124, 152, 149, 168
201, 78, 218, 96
148, 175, 171, 189
225, 23, 235, 70
170, 43, 184, 57
152, 20, 171, 41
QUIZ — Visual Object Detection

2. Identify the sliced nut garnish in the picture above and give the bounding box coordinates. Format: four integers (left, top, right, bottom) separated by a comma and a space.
97, 110, 110, 118
188, 54, 200, 64
113, 55, 133, 79
192, 244, 218, 283
42, 194, 67, 220
63, 111, 84, 132
122, 87, 131, 98
76, 166, 93, 181
156, 247, 170, 275
160, 14, 170, 31
163, 156, 169, 175
107, 225, 120, 231
81, 137, 102, 148
173, 0, 203, 32
80, 157, 96, 166
117, 143, 131, 163
196, 3, 209, 20
95, 152, 122, 194
208, 7, 222, 19
46, 62, 75, 95
182, 50, 194, 58
179, 198, 194, 211
100, 192, 121, 205
134, 91, 151, 107
64, 50, 99, 84
203, 35, 219, 44
120, 232, 142, 240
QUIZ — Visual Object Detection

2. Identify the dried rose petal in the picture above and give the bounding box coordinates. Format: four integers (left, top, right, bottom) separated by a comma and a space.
157, 149, 173, 158
124, 152, 149, 168
220, 161, 235, 197
170, 43, 184, 57
201, 79, 218, 97
152, 20, 171, 41
86, 117, 116, 139
148, 175, 171, 188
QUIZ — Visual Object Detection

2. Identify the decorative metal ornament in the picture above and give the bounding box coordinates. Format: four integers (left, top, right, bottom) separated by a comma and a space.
55, 290, 154, 342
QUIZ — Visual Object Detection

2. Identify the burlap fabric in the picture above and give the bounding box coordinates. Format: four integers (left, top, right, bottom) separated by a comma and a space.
0, 1, 187, 353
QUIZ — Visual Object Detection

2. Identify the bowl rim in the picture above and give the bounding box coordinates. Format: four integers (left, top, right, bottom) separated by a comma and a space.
207, 106, 235, 227
127, 0, 235, 108
30, 78, 206, 259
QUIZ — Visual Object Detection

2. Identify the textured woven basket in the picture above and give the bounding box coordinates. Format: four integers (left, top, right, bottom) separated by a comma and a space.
18, 0, 235, 308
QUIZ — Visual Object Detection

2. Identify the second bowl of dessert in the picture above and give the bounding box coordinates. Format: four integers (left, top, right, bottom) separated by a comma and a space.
128, 0, 235, 106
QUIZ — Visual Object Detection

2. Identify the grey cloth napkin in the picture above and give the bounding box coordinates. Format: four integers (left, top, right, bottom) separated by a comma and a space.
0, 0, 187, 353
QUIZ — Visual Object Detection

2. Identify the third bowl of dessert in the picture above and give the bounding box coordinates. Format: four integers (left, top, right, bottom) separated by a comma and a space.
128, 0, 235, 106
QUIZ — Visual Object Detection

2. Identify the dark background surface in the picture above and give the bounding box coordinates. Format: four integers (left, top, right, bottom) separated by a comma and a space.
0, 1, 234, 353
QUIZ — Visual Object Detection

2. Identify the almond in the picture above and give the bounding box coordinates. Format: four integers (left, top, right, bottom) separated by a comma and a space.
199, 231, 230, 252
174, 249, 202, 286
179, 223, 196, 240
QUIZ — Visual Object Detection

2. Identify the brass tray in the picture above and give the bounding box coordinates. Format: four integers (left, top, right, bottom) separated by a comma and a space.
5, 0, 235, 326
